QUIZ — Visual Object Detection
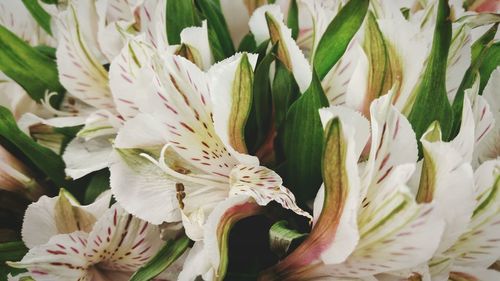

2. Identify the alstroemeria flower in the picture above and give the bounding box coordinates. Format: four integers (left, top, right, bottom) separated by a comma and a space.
110, 51, 308, 240
8, 190, 184, 280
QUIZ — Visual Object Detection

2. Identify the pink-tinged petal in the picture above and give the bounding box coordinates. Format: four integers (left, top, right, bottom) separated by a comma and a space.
203, 196, 264, 280
139, 54, 240, 178
450, 266, 500, 280
260, 117, 361, 280
85, 204, 165, 272
8, 232, 90, 281
109, 36, 155, 120
56, 4, 114, 110
229, 164, 310, 219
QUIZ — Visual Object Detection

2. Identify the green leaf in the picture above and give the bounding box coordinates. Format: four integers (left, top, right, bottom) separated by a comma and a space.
40, 0, 57, 4
0, 107, 70, 195
287, 0, 299, 40
0, 241, 28, 280
0, 241, 27, 262
0, 24, 64, 106
272, 61, 300, 163
166, 0, 201, 44
313, 0, 369, 80
83, 169, 110, 204
478, 42, 500, 94
195, 0, 235, 61
269, 220, 307, 258
129, 235, 190, 281
238, 33, 257, 52
407, 0, 453, 143
245, 48, 275, 155
21, 0, 52, 35
33, 45, 56, 59
450, 23, 498, 138
283, 70, 328, 206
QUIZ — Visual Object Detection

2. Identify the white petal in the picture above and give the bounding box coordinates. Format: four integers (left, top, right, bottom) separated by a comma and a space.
220, 0, 250, 46
208, 52, 259, 165
229, 164, 310, 218
180, 21, 214, 71
140, 0, 168, 51
249, 5, 312, 92
420, 140, 475, 253
63, 136, 113, 179
450, 266, 500, 281
446, 24, 472, 102
8, 232, 90, 281
363, 93, 419, 197
85, 204, 165, 271
177, 242, 213, 281
109, 36, 155, 119
451, 94, 476, 162
56, 3, 114, 110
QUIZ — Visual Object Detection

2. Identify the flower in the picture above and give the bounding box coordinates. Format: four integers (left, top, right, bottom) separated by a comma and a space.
8, 190, 184, 280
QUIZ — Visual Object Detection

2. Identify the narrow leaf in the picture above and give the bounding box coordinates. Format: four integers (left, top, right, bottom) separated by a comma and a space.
283, 70, 328, 206
238, 33, 257, 52
0, 24, 64, 105
245, 48, 275, 154
166, 0, 201, 44
450, 23, 498, 138
287, 0, 299, 40
21, 0, 52, 35
313, 0, 369, 80
129, 235, 190, 281
0, 241, 27, 262
195, 0, 235, 61
407, 0, 453, 142
83, 169, 110, 204
0, 107, 69, 195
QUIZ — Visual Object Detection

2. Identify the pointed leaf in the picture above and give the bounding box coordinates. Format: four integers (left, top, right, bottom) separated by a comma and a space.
195, 0, 235, 61
0, 107, 70, 195
129, 235, 190, 281
167, 0, 201, 44
237, 33, 257, 52
83, 169, 110, 205
283, 70, 328, 206
407, 0, 453, 142
313, 0, 369, 80
0, 24, 63, 105
287, 0, 299, 40
450, 23, 498, 138
21, 0, 52, 35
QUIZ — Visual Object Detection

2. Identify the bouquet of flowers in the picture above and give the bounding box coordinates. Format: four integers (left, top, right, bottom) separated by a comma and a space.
0, 0, 499, 280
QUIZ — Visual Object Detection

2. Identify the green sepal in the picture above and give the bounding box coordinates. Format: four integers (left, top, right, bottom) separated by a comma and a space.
129, 235, 190, 281
0, 24, 64, 107
313, 0, 369, 80
283, 70, 328, 207
407, 0, 453, 144
269, 220, 307, 258
166, 0, 201, 44
195, 0, 235, 61
22, 0, 52, 35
